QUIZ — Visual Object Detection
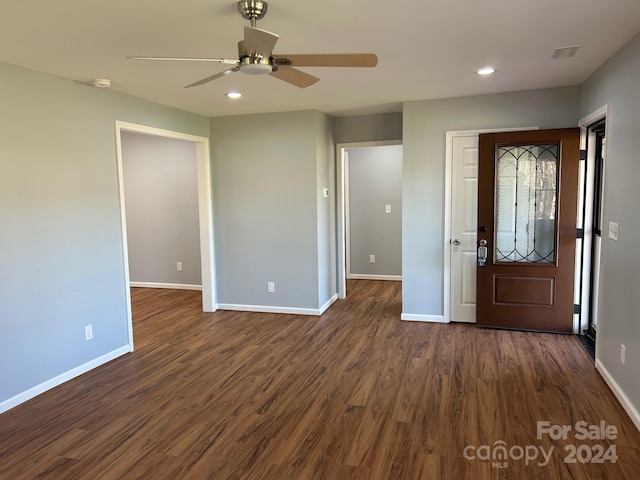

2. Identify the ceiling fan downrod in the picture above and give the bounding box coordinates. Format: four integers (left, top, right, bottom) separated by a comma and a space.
237, 1, 268, 27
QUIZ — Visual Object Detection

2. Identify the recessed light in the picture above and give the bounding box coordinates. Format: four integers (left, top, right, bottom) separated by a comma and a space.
476, 67, 496, 76
92, 78, 111, 88
225, 91, 242, 99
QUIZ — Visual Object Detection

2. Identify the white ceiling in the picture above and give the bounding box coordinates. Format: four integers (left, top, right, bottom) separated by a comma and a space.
3, 0, 640, 118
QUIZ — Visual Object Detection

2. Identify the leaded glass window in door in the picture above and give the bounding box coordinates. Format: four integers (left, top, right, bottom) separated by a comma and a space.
495, 144, 558, 263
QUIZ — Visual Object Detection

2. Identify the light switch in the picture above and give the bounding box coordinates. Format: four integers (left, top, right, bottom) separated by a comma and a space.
608, 221, 619, 241
322, 187, 329, 198
385, 204, 392, 214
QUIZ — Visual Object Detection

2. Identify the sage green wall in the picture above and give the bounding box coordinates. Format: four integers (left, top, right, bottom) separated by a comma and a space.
579, 32, 640, 421
0, 62, 209, 408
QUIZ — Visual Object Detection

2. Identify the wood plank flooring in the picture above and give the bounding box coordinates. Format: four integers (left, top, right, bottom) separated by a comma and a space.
1, 280, 639, 479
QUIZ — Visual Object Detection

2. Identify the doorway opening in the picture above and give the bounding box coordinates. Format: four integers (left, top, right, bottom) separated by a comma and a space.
444, 127, 538, 324
115, 121, 216, 351
336, 141, 402, 300
446, 119, 607, 337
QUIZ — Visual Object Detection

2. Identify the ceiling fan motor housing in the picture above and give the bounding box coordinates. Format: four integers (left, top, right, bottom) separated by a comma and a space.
238, 1, 268, 24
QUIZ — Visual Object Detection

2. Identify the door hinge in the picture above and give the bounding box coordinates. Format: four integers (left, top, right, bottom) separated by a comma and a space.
580, 149, 587, 161
574, 304, 581, 315
576, 228, 584, 239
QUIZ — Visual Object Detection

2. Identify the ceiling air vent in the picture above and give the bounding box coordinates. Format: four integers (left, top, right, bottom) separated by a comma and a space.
552, 46, 580, 59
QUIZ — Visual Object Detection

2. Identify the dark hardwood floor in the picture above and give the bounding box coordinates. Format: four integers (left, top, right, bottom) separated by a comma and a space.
1, 280, 639, 479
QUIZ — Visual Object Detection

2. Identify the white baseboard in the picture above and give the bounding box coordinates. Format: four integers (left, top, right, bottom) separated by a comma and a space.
348, 274, 402, 281
401, 313, 446, 323
130, 282, 202, 291
595, 359, 640, 432
218, 297, 337, 316
319, 294, 339, 314
0, 345, 131, 415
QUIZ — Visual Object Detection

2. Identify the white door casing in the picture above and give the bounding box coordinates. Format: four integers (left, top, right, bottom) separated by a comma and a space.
115, 121, 217, 351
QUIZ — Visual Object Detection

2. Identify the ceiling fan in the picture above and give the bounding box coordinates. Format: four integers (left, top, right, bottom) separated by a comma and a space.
127, 1, 378, 89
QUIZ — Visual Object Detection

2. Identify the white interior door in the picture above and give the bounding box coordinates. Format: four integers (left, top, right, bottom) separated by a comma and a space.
450, 135, 478, 323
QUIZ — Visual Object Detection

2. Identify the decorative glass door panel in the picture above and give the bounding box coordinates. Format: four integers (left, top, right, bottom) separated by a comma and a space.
495, 144, 558, 264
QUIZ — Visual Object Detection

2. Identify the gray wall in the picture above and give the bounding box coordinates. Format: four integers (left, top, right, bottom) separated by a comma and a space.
402, 87, 580, 317
334, 112, 403, 144
210, 110, 334, 311
121, 132, 201, 287
0, 61, 209, 407
579, 32, 640, 416
348, 145, 402, 276
315, 112, 337, 308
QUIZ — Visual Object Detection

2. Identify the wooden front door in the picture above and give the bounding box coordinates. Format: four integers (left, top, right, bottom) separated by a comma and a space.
476, 128, 580, 333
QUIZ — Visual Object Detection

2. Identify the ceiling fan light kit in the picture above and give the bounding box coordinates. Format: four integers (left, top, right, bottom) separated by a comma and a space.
127, 1, 378, 89
239, 56, 273, 74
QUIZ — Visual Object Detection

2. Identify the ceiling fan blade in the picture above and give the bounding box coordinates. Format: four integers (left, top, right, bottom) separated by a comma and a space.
127, 56, 238, 64
185, 66, 241, 88
243, 26, 279, 57
269, 66, 319, 88
272, 53, 378, 68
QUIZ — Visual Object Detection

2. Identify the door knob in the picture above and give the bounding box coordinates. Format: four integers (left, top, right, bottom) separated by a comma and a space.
452, 239, 461, 246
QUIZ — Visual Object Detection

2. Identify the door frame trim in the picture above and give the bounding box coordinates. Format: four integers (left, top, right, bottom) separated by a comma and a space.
577, 105, 609, 339
444, 127, 538, 324
115, 121, 217, 351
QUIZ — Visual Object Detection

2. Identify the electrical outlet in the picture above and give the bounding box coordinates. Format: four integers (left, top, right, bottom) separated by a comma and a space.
85, 325, 93, 341
620, 344, 626, 365
267, 281, 275, 293
177, 262, 183, 272
369, 254, 376, 263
